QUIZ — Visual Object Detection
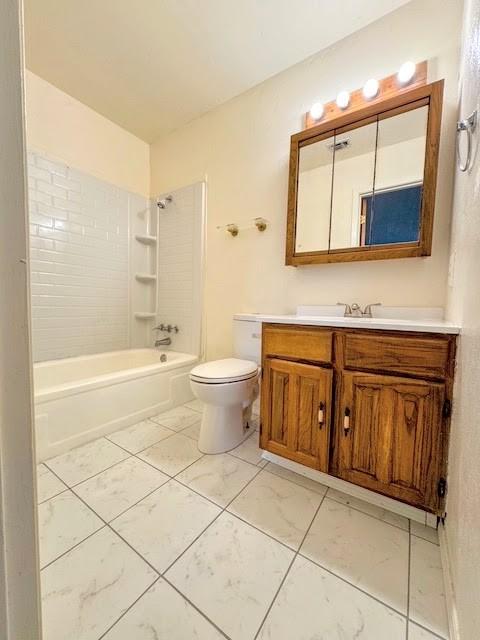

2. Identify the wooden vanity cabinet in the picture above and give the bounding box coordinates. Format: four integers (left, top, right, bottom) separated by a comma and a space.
260, 323, 456, 514
261, 358, 332, 472
334, 372, 446, 511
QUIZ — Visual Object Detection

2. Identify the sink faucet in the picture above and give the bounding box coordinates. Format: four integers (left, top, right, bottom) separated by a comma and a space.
337, 302, 381, 318
155, 336, 172, 347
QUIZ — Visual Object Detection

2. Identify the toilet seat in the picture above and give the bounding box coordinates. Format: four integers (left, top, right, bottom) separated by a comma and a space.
190, 358, 259, 384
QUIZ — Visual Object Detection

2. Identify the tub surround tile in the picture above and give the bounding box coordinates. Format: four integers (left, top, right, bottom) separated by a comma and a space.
103, 578, 224, 639
107, 419, 174, 454
37, 463, 67, 503
46, 438, 130, 486
411, 520, 439, 545
326, 487, 410, 531
409, 536, 449, 638
38, 491, 103, 567
229, 430, 267, 467
176, 453, 259, 507
166, 512, 294, 640
229, 470, 322, 549
264, 462, 328, 497
408, 622, 446, 639
138, 433, 203, 476
184, 399, 204, 413
258, 555, 406, 640
301, 498, 409, 614
150, 406, 200, 431
74, 457, 169, 522
41, 527, 157, 640
111, 480, 221, 573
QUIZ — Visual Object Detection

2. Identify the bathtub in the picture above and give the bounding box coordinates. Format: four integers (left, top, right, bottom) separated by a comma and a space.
34, 349, 198, 461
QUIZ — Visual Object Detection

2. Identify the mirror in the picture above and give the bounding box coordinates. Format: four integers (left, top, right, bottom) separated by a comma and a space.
295, 133, 334, 253
330, 120, 377, 250
369, 106, 428, 246
286, 81, 443, 265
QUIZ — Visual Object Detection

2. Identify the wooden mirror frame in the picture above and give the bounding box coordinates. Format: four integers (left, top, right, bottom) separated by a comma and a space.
285, 80, 444, 266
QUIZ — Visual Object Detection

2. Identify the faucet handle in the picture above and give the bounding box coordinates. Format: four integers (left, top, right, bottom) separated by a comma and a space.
153, 323, 165, 331
362, 303, 382, 318
337, 302, 352, 316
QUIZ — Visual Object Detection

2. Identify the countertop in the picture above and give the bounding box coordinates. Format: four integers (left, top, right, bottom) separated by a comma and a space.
233, 313, 461, 335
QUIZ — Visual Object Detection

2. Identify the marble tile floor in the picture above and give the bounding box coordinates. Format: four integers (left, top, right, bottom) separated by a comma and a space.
37, 401, 449, 640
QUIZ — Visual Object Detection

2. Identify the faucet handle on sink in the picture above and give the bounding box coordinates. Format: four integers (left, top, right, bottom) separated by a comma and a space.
362, 303, 382, 318
337, 302, 352, 317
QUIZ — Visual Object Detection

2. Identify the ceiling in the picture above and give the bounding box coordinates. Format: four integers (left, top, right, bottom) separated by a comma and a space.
24, 0, 412, 143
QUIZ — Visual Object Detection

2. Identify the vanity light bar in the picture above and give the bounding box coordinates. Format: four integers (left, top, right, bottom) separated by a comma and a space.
306, 61, 426, 128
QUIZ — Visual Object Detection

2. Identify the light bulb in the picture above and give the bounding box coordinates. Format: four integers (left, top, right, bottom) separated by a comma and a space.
309, 102, 324, 121
336, 90, 350, 110
363, 78, 379, 100
397, 61, 416, 85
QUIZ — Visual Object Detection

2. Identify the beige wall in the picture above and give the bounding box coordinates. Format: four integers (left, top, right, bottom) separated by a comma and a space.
444, 0, 480, 637
150, 0, 462, 360
25, 71, 150, 196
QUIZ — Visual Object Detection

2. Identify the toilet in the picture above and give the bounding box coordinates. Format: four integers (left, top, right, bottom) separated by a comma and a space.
189, 319, 261, 454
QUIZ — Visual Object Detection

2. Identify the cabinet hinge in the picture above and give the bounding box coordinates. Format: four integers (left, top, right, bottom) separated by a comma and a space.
437, 477, 447, 498
259, 422, 263, 435
442, 399, 451, 419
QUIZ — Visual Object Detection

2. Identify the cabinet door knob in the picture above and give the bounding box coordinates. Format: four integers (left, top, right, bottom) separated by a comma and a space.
343, 407, 351, 434
318, 402, 325, 428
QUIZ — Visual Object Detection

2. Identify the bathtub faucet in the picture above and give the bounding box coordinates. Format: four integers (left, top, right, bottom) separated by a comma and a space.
155, 336, 172, 347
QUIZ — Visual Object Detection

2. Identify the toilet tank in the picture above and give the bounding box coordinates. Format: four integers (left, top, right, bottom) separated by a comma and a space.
233, 319, 261, 364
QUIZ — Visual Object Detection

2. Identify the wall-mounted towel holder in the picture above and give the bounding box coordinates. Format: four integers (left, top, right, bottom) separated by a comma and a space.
456, 110, 477, 172
217, 217, 268, 237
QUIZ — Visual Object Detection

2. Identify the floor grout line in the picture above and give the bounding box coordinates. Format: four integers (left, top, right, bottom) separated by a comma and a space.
323, 490, 411, 534
297, 550, 409, 620
40, 523, 108, 571
96, 576, 162, 640
407, 619, 448, 640
252, 491, 328, 639
160, 464, 265, 576
43, 441, 134, 489
105, 423, 179, 455
161, 575, 232, 640
37, 486, 70, 505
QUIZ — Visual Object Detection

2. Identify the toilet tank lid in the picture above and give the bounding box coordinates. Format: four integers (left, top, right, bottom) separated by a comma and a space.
190, 358, 258, 381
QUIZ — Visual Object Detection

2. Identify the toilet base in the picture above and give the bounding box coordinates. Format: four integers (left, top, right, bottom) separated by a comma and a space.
198, 404, 251, 454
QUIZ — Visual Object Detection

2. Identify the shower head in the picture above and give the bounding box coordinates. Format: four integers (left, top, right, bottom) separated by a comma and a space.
156, 195, 173, 209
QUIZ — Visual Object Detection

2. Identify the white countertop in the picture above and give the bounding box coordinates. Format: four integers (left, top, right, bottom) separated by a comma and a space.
233, 312, 461, 335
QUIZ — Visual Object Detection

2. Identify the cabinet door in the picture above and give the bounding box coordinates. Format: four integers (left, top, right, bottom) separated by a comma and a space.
260, 358, 332, 471
335, 371, 445, 511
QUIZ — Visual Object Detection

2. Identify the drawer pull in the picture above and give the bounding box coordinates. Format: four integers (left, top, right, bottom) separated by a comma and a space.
343, 407, 351, 434
318, 402, 325, 428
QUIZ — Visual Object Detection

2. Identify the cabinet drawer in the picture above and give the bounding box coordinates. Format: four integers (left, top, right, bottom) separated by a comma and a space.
343, 332, 451, 378
263, 324, 332, 364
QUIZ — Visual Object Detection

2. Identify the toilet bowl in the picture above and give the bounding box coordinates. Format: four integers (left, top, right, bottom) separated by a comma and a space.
190, 358, 260, 454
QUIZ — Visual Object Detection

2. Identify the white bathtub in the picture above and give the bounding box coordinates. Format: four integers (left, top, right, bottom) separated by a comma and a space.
34, 349, 198, 461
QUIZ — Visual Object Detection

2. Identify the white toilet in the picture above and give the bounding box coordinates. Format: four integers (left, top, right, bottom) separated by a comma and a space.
189, 319, 261, 454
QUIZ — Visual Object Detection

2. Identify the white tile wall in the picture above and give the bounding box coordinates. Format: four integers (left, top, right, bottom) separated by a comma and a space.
155, 183, 204, 355
28, 151, 147, 362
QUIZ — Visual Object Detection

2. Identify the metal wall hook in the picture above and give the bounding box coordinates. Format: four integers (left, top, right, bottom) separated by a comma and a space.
456, 110, 477, 172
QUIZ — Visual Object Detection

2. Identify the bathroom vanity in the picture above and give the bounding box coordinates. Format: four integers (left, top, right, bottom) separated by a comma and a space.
234, 312, 459, 516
